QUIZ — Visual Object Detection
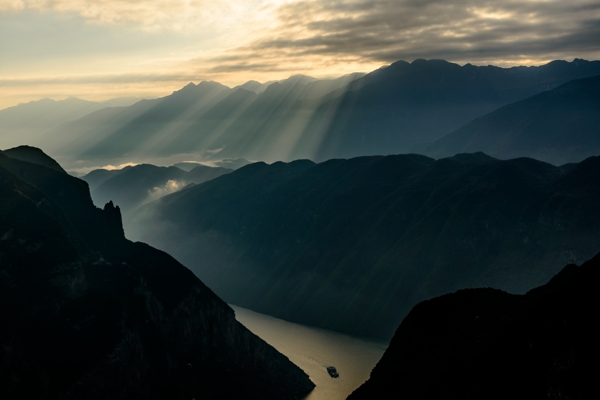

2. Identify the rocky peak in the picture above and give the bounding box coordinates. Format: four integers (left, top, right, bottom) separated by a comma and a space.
102, 200, 125, 239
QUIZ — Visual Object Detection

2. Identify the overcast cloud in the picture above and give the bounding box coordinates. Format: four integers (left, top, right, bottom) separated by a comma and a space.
0, 0, 598, 108
213, 0, 600, 72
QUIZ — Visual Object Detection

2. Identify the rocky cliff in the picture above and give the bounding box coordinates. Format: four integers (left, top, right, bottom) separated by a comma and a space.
0, 149, 314, 399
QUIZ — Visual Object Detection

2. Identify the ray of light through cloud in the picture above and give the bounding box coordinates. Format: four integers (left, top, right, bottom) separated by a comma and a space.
0, 0, 599, 108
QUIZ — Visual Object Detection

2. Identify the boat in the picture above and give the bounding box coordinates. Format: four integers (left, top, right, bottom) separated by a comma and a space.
326, 366, 339, 378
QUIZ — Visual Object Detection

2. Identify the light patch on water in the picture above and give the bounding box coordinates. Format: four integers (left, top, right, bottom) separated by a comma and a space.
231, 305, 388, 400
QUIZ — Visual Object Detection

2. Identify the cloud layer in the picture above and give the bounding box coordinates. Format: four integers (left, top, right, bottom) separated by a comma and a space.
214, 0, 600, 72
1, 0, 599, 108
45, 0, 191, 26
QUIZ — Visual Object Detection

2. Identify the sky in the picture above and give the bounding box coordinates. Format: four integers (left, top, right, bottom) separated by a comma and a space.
1, 0, 599, 109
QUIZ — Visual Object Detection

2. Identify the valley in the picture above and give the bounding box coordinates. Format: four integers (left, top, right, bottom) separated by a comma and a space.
2, 53, 599, 399
232, 306, 387, 400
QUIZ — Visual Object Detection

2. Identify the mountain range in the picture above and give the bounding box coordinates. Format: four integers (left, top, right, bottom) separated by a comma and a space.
423, 74, 600, 165
0, 146, 314, 398
128, 152, 600, 339
82, 162, 232, 213
349, 253, 599, 399
0, 97, 142, 151
4, 59, 600, 170
2, 55, 599, 398
28, 73, 362, 167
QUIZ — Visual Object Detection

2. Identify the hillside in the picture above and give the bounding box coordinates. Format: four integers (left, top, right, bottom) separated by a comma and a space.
0, 148, 314, 399
424, 74, 600, 165
348, 254, 599, 399
128, 153, 600, 339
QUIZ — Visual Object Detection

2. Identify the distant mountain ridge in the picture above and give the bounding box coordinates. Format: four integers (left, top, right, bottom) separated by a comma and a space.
0, 96, 143, 150
423, 74, 600, 165
82, 163, 232, 213
278, 58, 600, 162
128, 152, 600, 339
10, 58, 599, 170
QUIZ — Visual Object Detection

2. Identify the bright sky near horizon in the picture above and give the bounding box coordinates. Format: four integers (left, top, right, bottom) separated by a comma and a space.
1, 0, 599, 109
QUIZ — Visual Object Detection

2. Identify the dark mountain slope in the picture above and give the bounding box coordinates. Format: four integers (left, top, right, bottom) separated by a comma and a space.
0, 150, 314, 399
130, 153, 600, 339
3, 145, 66, 173
348, 254, 599, 399
424, 74, 600, 165
278, 58, 600, 162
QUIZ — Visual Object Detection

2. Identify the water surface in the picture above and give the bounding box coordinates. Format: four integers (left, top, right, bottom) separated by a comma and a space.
232, 305, 388, 400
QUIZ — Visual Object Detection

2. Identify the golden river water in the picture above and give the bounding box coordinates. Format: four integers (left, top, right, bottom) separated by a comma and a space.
231, 305, 388, 400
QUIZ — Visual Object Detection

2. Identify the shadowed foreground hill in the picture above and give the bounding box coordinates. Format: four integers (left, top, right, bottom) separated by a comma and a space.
0, 149, 314, 399
130, 153, 600, 339
348, 254, 600, 399
424, 74, 600, 165
2, 145, 66, 173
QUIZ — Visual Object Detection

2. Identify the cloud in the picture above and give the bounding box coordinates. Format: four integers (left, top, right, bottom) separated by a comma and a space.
0, 73, 205, 87
210, 0, 600, 71
2, 0, 599, 109
12, 0, 205, 29
6, 0, 274, 31
0, 0, 25, 12
147, 179, 186, 201
100, 162, 138, 171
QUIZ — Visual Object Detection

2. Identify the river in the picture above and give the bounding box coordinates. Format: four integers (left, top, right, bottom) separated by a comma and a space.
231, 305, 388, 400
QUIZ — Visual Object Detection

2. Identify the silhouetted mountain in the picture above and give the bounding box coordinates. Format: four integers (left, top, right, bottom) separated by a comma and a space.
172, 162, 205, 172
2, 145, 66, 173
234, 80, 272, 94
0, 96, 142, 150
348, 254, 599, 399
0, 148, 314, 399
291, 58, 600, 162
186, 164, 232, 182
424, 74, 600, 165
37, 58, 600, 170
43, 99, 160, 157
82, 168, 123, 190
83, 163, 232, 213
210, 157, 252, 169
80, 82, 232, 160
129, 153, 600, 339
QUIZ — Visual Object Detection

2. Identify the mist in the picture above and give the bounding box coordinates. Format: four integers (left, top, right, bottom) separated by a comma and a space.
147, 179, 187, 202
